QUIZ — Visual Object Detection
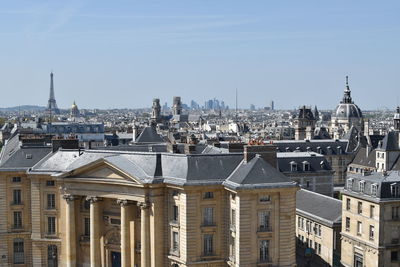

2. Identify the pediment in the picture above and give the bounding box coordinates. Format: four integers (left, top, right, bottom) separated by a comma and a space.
66, 160, 141, 184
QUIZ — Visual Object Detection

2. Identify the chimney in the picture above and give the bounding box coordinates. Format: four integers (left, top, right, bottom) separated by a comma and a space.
167, 143, 179, 153
243, 144, 277, 168
184, 144, 196, 154
228, 142, 245, 152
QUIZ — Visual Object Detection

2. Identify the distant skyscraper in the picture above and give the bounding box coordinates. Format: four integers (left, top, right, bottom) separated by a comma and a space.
45, 72, 60, 115
250, 104, 255, 111
270, 100, 274, 111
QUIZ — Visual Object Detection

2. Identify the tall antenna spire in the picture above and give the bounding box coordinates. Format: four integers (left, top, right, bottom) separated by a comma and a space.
235, 89, 238, 123
346, 75, 349, 86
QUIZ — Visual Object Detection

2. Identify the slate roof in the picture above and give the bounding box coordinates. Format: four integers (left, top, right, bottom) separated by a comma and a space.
349, 147, 376, 168
344, 171, 400, 200
134, 126, 164, 143
0, 134, 51, 171
296, 189, 342, 226
224, 155, 296, 190
273, 139, 351, 155
377, 131, 399, 151
277, 152, 332, 173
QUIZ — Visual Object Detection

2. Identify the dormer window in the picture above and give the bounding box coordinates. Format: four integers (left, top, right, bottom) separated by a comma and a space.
303, 161, 310, 171
371, 183, 378, 196
337, 146, 342, 154
391, 183, 400, 198
347, 178, 354, 190
359, 180, 365, 193
317, 146, 322, 154
290, 161, 297, 172
286, 147, 290, 152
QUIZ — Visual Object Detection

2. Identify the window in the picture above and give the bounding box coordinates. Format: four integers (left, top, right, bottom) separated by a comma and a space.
203, 207, 214, 226
347, 178, 354, 190
172, 205, 179, 223
259, 240, 269, 262
357, 221, 362, 235
48, 245, 58, 267
359, 181, 365, 192
392, 206, 400, 220
306, 220, 311, 232
47, 194, 56, 209
371, 184, 378, 196
259, 211, 270, 231
290, 162, 297, 172
13, 211, 22, 229
84, 218, 90, 236
306, 181, 310, 188
298, 217, 301, 229
12, 177, 21, 183
203, 234, 213, 256
230, 236, 235, 259
48, 217, 56, 235
345, 217, 350, 231
259, 195, 271, 203
391, 184, 400, 197
172, 231, 179, 251
301, 218, 304, 229
370, 205, 375, 218
358, 202, 363, 214
392, 251, 399, 262
231, 209, 236, 228
46, 180, 55, 186
204, 192, 214, 199
13, 189, 22, 205
346, 198, 351, 210
303, 161, 310, 171
318, 243, 321, 254
369, 225, 375, 240
13, 238, 24, 264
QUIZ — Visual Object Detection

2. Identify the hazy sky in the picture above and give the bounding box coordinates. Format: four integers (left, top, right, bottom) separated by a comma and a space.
1, 0, 399, 110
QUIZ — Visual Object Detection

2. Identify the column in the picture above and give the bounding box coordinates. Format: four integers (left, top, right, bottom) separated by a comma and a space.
63, 195, 77, 267
87, 196, 102, 267
138, 202, 150, 267
117, 199, 134, 267
130, 207, 137, 267
150, 196, 164, 267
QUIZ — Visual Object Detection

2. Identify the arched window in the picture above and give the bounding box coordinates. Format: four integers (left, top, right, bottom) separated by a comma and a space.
48, 245, 58, 267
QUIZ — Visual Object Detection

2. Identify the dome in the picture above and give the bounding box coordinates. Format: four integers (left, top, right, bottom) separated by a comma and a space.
71, 101, 78, 110
334, 103, 362, 119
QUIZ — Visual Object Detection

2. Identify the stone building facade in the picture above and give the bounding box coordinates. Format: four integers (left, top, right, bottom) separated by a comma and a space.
0, 140, 299, 267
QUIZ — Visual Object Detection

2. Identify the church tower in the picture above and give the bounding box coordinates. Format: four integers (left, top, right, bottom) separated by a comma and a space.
294, 105, 316, 140
172, 96, 182, 116
151, 98, 161, 122
45, 72, 60, 115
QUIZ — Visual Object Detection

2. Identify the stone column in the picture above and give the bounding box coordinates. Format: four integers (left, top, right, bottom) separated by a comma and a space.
150, 196, 164, 267
130, 206, 137, 267
87, 196, 102, 267
138, 201, 150, 267
63, 194, 77, 267
117, 199, 134, 267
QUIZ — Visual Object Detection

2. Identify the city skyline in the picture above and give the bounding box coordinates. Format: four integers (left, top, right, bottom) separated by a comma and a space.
1, 1, 400, 110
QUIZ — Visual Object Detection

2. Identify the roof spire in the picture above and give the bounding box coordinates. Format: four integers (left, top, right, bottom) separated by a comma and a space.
346, 75, 349, 86
341, 75, 352, 104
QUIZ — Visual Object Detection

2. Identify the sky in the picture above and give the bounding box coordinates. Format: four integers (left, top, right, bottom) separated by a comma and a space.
0, 0, 399, 110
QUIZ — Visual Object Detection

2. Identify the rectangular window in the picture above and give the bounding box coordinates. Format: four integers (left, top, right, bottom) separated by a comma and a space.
369, 225, 374, 240
391, 184, 400, 197
172, 231, 179, 251
359, 181, 365, 192
259, 240, 269, 262
231, 209, 236, 228
172, 205, 179, 223
347, 178, 353, 189
370, 205, 375, 218
47, 194, 56, 209
84, 218, 90, 236
298, 217, 301, 229
48, 217, 56, 235
13, 239, 24, 264
203, 234, 213, 256
204, 192, 214, 199
357, 221, 362, 235
318, 243, 321, 254
392, 251, 398, 262
230, 236, 235, 259
259, 195, 271, 203
371, 184, 378, 196
318, 225, 321, 236
345, 217, 350, 231
13, 211, 22, 229
306, 220, 310, 232
12, 177, 21, 183
13, 189, 21, 205
392, 206, 400, 220
259, 211, 270, 231
203, 207, 214, 226
346, 198, 351, 210
358, 202, 363, 214
46, 180, 55, 186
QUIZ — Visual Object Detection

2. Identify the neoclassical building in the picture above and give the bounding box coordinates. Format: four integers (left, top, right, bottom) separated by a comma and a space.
0, 134, 299, 267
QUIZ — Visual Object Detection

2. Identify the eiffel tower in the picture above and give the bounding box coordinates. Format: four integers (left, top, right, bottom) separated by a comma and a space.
45, 72, 60, 115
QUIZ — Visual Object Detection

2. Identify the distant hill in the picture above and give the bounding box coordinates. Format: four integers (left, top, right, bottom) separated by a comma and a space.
0, 105, 46, 112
